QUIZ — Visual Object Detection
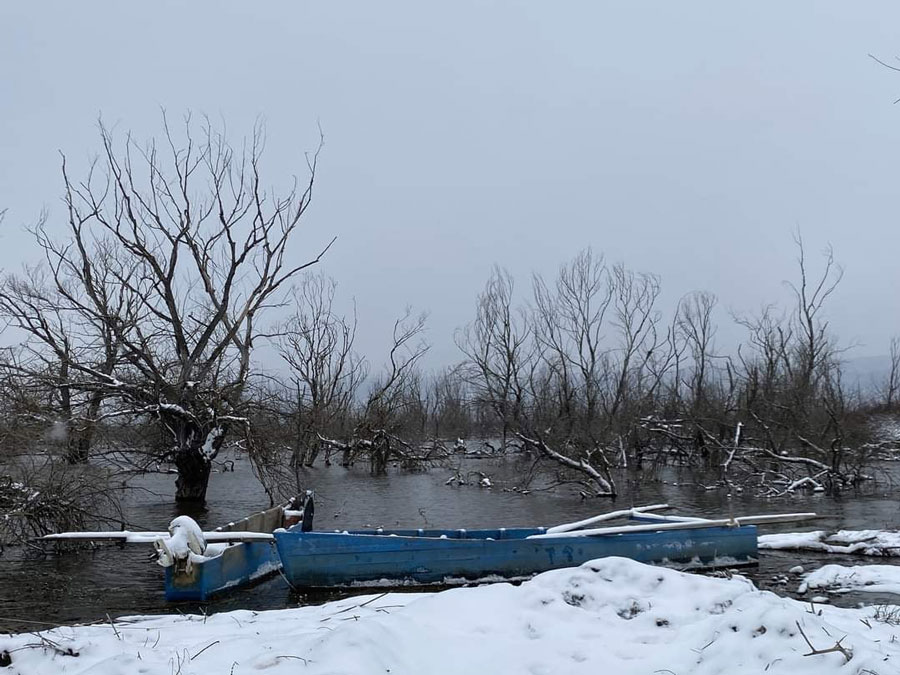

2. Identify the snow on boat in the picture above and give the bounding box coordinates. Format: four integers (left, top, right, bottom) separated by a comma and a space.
162, 500, 304, 602
43, 493, 314, 602
272, 506, 818, 589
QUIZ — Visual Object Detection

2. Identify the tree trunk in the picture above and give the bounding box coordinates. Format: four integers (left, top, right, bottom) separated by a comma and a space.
174, 448, 212, 502
370, 432, 390, 475
304, 441, 320, 467
65, 435, 90, 464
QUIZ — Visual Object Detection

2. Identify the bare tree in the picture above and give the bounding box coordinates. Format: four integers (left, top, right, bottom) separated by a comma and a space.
785, 233, 844, 397
460, 256, 620, 496
526, 250, 618, 494
603, 263, 663, 435
0, 237, 130, 464
676, 290, 718, 414
276, 273, 366, 468
532, 248, 613, 438
0, 115, 331, 502
1, 457, 125, 546
883, 336, 900, 410
723, 236, 862, 489
456, 267, 531, 449
425, 366, 471, 439
320, 308, 430, 475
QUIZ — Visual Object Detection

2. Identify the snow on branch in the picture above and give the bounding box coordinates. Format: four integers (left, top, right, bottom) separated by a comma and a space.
515, 433, 615, 496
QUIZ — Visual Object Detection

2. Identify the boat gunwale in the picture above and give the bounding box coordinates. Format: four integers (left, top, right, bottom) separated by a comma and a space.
279, 522, 757, 544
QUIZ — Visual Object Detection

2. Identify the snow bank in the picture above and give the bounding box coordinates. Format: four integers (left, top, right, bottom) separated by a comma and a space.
760, 529, 900, 556
3, 558, 899, 674
800, 563, 900, 595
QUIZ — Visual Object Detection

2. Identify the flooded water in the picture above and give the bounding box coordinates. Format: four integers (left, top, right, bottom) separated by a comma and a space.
2, 452, 900, 632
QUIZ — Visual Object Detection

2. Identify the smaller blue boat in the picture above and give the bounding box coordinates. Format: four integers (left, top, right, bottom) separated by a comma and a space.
43, 494, 315, 602
163, 494, 315, 601
273, 509, 816, 589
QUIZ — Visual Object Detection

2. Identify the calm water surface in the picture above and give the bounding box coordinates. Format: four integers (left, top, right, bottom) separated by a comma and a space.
2, 453, 900, 632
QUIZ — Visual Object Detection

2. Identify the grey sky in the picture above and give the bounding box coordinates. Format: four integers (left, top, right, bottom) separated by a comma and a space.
2, 2, 899, 370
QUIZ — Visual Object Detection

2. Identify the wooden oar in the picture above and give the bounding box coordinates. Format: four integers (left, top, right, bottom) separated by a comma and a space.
528, 512, 818, 539
545, 504, 671, 534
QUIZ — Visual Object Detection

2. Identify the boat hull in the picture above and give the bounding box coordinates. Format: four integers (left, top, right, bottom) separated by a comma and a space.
163, 501, 300, 602
273, 525, 758, 588
164, 541, 279, 601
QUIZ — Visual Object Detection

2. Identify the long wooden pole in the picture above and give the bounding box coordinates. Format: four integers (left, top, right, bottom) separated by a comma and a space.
528, 513, 818, 539
629, 511, 709, 524
41, 531, 275, 543
545, 504, 671, 534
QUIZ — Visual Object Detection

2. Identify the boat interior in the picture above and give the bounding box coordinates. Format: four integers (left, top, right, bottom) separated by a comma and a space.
215, 504, 287, 535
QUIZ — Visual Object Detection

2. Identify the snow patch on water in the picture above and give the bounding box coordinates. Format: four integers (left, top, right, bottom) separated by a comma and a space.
800, 563, 900, 595
760, 529, 900, 557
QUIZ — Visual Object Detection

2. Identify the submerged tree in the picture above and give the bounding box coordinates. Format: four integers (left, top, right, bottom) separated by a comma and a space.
0, 241, 130, 465
456, 267, 531, 450
319, 308, 430, 475
276, 273, 366, 468
459, 254, 635, 497
0, 115, 331, 502
729, 236, 857, 484
884, 336, 900, 410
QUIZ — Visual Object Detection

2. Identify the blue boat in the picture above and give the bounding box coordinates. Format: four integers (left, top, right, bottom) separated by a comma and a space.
43, 494, 314, 602
164, 494, 315, 601
45, 505, 297, 602
45, 503, 814, 598
272, 510, 778, 589
163, 505, 283, 601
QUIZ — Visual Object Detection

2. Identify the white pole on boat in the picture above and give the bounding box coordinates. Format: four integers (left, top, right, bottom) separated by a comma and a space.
545, 503, 671, 535
528, 512, 818, 539
630, 511, 710, 524
41, 531, 275, 543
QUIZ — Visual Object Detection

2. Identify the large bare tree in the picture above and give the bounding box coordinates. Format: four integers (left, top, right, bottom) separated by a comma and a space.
276, 273, 366, 468
0, 115, 331, 502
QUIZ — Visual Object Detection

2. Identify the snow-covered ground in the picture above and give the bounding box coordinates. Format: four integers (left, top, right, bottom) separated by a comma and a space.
760, 530, 900, 556
2, 558, 898, 674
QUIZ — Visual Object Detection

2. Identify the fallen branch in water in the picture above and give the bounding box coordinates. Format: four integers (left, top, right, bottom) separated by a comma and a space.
515, 433, 616, 497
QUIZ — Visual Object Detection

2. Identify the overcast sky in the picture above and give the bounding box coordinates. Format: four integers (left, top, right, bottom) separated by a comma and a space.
2, 2, 900, 371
